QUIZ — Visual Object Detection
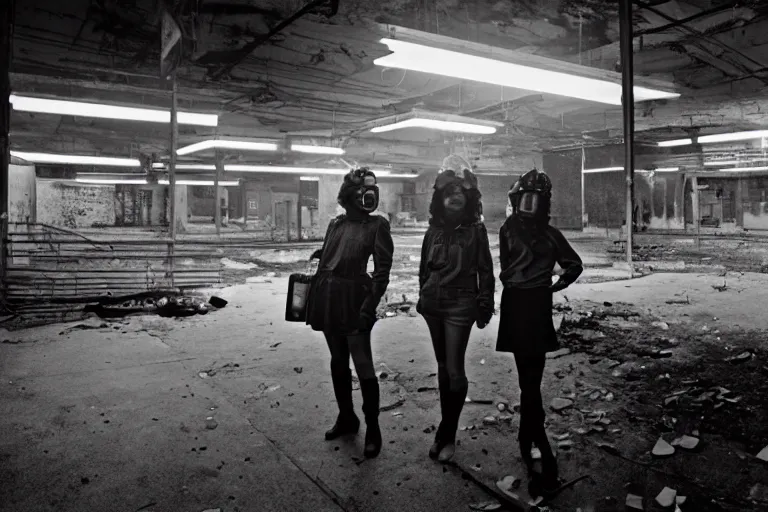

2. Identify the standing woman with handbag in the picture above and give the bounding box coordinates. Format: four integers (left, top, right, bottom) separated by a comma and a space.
496, 169, 583, 492
418, 155, 495, 463
305, 168, 394, 458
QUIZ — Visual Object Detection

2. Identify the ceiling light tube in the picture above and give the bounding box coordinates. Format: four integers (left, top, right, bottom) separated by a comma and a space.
374, 38, 679, 106
290, 144, 346, 155
698, 130, 768, 144
11, 151, 140, 167
10, 95, 218, 127
717, 165, 768, 172
371, 118, 497, 135
299, 176, 320, 181
177, 140, 279, 156
704, 160, 739, 166
75, 175, 148, 185
158, 179, 240, 186
153, 164, 218, 171
657, 138, 693, 147
583, 166, 679, 174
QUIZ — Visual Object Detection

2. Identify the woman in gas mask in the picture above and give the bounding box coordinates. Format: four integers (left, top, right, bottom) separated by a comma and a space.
418, 155, 495, 463
497, 169, 583, 492
306, 168, 394, 458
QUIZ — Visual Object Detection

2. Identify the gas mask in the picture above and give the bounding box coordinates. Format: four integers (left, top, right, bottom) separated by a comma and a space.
509, 169, 552, 220
345, 168, 379, 213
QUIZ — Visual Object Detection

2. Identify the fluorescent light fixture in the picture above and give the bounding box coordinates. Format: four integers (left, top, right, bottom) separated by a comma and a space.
290, 144, 345, 155
159, 179, 240, 186
582, 166, 624, 174
371, 118, 497, 134
75, 174, 148, 185
717, 165, 768, 172
698, 130, 768, 144
225, 165, 418, 178
10, 95, 218, 127
704, 160, 739, 166
177, 140, 279, 156
300, 176, 320, 181
152, 162, 165, 169
11, 151, 140, 167
583, 166, 679, 174
374, 38, 679, 105
152, 163, 218, 171
657, 138, 693, 147
367, 109, 503, 135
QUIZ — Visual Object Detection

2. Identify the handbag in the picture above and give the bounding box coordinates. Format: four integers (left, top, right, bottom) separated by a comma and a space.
284, 257, 318, 322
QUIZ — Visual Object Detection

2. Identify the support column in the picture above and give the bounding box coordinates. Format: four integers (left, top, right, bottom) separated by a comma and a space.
0, 0, 13, 298
297, 179, 303, 241
285, 200, 292, 242
691, 175, 700, 249
619, 0, 635, 276
214, 150, 223, 236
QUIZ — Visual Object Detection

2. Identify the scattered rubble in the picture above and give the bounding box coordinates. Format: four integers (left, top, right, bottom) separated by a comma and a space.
655, 487, 677, 508
625, 493, 644, 511
652, 438, 675, 458
756, 445, 768, 462
546, 348, 571, 359
671, 435, 700, 451
550, 398, 573, 412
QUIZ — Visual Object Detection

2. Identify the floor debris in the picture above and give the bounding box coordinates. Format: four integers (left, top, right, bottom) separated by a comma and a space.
625, 493, 644, 511
671, 435, 700, 450
756, 445, 768, 462
652, 438, 675, 458
468, 500, 503, 511
550, 398, 574, 412
655, 487, 677, 508
546, 348, 571, 359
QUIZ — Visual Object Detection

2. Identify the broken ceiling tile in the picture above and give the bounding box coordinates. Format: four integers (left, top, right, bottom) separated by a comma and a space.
756, 445, 768, 462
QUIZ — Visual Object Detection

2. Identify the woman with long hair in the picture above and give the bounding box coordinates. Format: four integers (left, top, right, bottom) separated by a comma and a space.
497, 169, 583, 493
418, 155, 495, 463
306, 168, 394, 458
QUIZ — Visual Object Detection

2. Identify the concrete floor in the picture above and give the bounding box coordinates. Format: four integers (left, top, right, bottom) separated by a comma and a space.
4, 270, 768, 512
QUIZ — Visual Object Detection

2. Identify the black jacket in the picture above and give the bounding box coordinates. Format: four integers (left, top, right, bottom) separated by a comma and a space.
418, 222, 495, 322
306, 213, 393, 334
498, 217, 582, 289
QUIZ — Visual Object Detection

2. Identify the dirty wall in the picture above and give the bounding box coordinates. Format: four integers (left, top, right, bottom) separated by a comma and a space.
543, 149, 582, 229
36, 179, 115, 228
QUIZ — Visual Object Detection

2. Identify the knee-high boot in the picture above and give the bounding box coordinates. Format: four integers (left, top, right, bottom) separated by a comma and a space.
429, 369, 451, 459
360, 377, 382, 458
325, 362, 360, 441
437, 376, 468, 463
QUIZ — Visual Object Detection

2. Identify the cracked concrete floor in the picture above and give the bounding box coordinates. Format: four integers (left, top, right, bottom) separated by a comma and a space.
3, 271, 768, 512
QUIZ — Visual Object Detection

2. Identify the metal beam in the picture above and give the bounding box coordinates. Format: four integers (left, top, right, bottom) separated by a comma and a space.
633, 1, 741, 37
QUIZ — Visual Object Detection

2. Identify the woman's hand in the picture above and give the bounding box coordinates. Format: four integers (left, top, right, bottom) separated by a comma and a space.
549, 278, 568, 293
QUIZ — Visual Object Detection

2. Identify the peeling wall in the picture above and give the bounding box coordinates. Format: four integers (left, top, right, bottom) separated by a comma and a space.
8, 164, 36, 224
37, 179, 116, 228
188, 186, 230, 218
543, 150, 582, 229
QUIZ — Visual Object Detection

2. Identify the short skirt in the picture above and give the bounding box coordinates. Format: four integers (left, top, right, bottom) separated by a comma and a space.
305, 271, 372, 335
496, 286, 558, 356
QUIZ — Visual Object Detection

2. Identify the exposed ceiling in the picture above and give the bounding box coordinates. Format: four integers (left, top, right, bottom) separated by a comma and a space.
8, 0, 768, 173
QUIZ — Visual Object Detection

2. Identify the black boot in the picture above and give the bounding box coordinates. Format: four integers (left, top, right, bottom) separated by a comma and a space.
535, 432, 560, 491
360, 377, 382, 458
325, 363, 360, 441
437, 378, 468, 463
429, 370, 450, 459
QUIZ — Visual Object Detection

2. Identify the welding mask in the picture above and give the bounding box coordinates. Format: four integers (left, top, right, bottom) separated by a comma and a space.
345, 168, 379, 213
509, 169, 552, 219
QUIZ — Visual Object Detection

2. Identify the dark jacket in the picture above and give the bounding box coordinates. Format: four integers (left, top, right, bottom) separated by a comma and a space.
306, 213, 393, 334
498, 217, 582, 289
418, 222, 495, 323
